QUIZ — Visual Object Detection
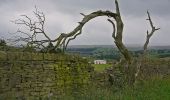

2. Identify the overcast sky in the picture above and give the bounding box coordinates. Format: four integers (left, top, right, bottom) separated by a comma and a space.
0, 0, 170, 46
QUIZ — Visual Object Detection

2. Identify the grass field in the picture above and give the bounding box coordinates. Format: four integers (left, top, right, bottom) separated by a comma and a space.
92, 64, 112, 72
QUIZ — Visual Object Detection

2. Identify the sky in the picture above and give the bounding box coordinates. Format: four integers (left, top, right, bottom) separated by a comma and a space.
0, 0, 170, 46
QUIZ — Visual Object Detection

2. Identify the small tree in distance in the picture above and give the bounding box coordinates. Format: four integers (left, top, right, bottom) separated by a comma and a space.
0, 39, 6, 47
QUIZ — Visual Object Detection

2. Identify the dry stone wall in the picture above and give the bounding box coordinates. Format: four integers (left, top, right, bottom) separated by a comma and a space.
0, 51, 92, 99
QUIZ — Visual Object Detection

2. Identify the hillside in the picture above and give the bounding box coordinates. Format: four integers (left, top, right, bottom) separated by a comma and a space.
67, 45, 170, 61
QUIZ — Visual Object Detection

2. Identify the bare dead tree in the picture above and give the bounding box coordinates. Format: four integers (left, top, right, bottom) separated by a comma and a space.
12, 1, 159, 53
12, 7, 119, 52
11, 1, 130, 55
11, 0, 160, 86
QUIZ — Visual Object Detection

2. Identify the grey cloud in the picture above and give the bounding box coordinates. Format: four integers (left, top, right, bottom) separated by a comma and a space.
0, 0, 169, 45
44, 0, 170, 17
119, 0, 170, 17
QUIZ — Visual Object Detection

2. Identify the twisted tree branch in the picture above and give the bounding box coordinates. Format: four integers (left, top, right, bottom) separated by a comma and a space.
108, 0, 132, 64
53, 10, 118, 51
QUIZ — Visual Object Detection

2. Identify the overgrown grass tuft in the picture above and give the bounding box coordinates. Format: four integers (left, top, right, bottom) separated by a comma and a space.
58, 77, 170, 100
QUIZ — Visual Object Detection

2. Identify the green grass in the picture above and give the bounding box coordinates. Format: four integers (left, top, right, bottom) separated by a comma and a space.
118, 78, 170, 100
57, 77, 170, 100
92, 64, 112, 72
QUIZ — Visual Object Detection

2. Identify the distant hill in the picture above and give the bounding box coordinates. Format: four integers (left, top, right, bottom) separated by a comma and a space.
67, 45, 170, 60
67, 45, 115, 49
68, 45, 170, 50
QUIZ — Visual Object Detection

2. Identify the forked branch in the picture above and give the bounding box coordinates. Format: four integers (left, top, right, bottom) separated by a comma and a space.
143, 11, 160, 54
